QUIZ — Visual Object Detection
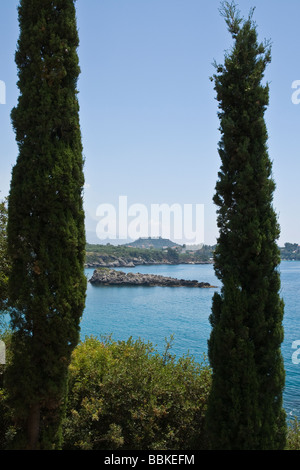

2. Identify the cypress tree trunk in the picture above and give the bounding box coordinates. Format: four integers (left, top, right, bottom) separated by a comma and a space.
6, 0, 86, 449
206, 2, 286, 450
27, 404, 41, 451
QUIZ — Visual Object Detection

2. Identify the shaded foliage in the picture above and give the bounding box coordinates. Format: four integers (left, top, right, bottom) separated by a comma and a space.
62, 336, 211, 450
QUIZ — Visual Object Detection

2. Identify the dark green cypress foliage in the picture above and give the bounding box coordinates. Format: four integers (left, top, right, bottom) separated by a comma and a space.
6, 0, 86, 449
206, 2, 286, 450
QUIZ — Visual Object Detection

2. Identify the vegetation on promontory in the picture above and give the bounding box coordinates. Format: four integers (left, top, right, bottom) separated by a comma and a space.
85, 240, 215, 268
279, 243, 300, 261
86, 239, 300, 268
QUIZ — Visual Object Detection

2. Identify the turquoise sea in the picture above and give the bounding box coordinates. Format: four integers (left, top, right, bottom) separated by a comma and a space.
81, 261, 300, 419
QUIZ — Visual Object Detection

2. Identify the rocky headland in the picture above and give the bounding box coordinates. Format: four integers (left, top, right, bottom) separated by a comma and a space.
85, 255, 165, 269
85, 254, 212, 269
89, 268, 216, 288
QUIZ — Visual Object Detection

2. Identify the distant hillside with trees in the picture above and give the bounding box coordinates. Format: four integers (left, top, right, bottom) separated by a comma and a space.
85, 240, 215, 267
279, 243, 300, 260
86, 239, 299, 267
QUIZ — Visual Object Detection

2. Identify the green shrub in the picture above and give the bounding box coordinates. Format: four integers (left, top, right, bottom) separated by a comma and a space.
286, 418, 300, 450
62, 336, 211, 450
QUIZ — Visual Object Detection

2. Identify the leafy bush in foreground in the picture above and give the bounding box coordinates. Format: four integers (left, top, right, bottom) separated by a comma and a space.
62, 336, 211, 450
1, 330, 300, 450
286, 418, 300, 450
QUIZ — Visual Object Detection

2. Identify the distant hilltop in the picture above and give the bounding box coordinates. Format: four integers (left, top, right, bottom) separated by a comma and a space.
123, 237, 180, 249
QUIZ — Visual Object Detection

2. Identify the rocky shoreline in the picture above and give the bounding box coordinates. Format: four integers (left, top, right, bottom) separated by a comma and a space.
89, 268, 216, 288
85, 255, 212, 269
86, 255, 165, 268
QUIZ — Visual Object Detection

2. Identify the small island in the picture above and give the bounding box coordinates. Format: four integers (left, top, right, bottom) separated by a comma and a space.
89, 268, 216, 288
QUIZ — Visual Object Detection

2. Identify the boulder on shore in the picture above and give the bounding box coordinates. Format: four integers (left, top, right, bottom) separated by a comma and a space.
89, 268, 216, 288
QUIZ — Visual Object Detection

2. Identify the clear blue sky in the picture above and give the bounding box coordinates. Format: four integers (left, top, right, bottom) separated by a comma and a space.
0, 0, 299, 245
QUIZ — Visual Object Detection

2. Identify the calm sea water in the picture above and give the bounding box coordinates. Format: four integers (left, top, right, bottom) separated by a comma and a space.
81, 261, 300, 419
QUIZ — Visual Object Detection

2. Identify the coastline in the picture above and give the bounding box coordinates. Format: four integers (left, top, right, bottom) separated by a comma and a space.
85, 258, 213, 269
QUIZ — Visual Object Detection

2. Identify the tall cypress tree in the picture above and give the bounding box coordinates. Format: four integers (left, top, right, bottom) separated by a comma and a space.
206, 2, 286, 450
6, 0, 86, 449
